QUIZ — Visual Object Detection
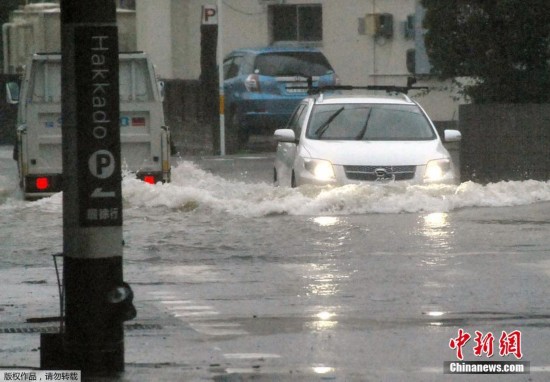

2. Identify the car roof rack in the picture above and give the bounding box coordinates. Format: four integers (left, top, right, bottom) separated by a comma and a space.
303, 77, 429, 96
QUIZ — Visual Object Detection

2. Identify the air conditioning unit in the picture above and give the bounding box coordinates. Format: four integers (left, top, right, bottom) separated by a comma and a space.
365, 13, 393, 38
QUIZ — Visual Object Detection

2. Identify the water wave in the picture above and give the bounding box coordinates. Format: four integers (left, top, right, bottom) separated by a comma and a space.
121, 161, 550, 217
2, 160, 550, 217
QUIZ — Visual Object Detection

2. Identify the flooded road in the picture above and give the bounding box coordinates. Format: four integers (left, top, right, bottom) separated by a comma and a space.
1, 145, 550, 381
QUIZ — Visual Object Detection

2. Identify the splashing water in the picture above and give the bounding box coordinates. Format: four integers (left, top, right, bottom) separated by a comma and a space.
122, 161, 550, 217
2, 158, 550, 217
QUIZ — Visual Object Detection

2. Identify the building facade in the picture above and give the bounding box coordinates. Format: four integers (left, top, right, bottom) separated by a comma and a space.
136, 0, 464, 123
0, 0, 463, 123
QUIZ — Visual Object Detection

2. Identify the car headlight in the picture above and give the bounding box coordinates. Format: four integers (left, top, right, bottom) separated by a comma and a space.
424, 159, 451, 182
304, 158, 335, 181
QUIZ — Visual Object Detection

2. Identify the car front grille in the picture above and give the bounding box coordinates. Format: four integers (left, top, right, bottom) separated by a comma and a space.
344, 165, 416, 181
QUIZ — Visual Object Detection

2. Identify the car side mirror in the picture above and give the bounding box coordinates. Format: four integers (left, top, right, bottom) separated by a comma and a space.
274, 128, 296, 143
6, 82, 19, 104
157, 81, 165, 102
444, 129, 461, 142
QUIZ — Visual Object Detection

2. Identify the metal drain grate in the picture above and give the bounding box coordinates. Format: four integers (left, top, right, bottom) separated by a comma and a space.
0, 326, 59, 334
126, 323, 163, 331
0, 323, 162, 334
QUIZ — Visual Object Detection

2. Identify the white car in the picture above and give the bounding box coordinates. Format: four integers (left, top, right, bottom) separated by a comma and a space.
273, 90, 461, 187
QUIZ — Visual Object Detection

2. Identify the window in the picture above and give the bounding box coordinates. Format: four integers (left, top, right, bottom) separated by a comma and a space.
223, 56, 243, 80
31, 61, 62, 103
119, 60, 153, 102
270, 5, 323, 42
306, 104, 436, 141
117, 0, 135, 9
253, 52, 333, 77
287, 103, 308, 137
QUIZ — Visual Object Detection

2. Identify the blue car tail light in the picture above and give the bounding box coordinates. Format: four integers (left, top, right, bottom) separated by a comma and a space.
245, 74, 261, 92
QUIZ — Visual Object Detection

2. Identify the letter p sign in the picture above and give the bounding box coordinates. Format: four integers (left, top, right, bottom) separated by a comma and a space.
202, 5, 218, 25
89, 150, 115, 179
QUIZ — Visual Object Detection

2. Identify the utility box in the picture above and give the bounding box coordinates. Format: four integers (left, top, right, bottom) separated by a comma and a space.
365, 13, 393, 38
2, 3, 136, 74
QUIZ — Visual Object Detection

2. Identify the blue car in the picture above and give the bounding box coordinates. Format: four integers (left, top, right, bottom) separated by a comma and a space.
223, 45, 338, 150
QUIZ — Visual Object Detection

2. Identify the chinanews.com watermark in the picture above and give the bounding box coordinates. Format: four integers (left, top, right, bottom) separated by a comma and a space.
445, 328, 530, 375
445, 361, 529, 374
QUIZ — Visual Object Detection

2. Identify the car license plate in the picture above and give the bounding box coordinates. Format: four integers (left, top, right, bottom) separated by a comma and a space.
286, 85, 308, 93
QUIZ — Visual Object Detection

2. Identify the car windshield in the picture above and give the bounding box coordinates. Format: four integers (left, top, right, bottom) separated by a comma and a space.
254, 52, 333, 77
306, 103, 436, 141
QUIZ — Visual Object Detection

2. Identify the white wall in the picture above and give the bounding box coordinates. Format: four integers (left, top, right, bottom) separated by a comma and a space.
322, 0, 416, 85
172, 0, 269, 79
136, 0, 173, 77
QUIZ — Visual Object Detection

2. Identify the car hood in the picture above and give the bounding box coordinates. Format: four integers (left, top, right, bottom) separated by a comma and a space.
301, 139, 449, 166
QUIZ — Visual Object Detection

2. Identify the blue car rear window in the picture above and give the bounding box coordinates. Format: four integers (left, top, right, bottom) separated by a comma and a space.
254, 52, 333, 77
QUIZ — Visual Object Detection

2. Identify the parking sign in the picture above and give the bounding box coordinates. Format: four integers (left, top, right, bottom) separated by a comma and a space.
202, 5, 218, 25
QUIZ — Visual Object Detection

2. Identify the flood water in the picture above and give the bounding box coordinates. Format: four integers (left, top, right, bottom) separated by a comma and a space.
2, 145, 550, 381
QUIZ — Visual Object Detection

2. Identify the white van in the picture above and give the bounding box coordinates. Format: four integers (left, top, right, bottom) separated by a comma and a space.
13, 52, 171, 199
